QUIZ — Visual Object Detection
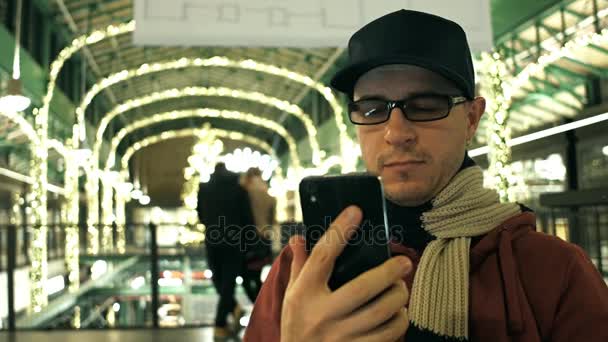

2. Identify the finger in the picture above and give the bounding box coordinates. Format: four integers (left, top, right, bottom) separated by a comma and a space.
331, 255, 412, 315
353, 307, 410, 342
300, 206, 362, 286
339, 280, 408, 335
287, 235, 307, 286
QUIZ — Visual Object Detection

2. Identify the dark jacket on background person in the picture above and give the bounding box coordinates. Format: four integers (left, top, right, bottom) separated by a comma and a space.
244, 210, 608, 341
197, 168, 255, 251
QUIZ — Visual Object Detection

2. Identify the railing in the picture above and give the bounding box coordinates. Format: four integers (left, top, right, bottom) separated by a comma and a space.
539, 188, 608, 277
0, 222, 198, 331
0, 221, 297, 331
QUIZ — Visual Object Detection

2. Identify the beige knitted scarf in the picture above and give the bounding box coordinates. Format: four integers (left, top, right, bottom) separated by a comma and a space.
408, 166, 521, 339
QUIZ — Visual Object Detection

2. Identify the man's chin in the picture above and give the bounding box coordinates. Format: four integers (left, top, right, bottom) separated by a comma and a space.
383, 181, 432, 207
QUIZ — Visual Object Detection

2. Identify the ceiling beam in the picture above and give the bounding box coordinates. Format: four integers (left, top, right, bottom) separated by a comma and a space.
562, 56, 608, 78
55, 0, 118, 110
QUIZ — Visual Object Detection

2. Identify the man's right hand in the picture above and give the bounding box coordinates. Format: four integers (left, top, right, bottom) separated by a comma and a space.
280, 206, 412, 342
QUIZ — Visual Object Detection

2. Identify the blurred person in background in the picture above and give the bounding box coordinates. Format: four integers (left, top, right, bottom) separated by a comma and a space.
240, 167, 277, 303
197, 162, 254, 339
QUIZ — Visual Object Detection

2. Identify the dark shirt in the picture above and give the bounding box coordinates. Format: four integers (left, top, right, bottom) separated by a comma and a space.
197, 169, 255, 251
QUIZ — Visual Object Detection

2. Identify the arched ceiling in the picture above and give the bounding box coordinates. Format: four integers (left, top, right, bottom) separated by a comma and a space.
2, 0, 608, 206
43, 0, 608, 152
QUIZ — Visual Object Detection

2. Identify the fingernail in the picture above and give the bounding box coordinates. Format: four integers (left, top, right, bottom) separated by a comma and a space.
345, 206, 358, 221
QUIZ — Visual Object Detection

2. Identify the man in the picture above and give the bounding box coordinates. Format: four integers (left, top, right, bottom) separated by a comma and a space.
197, 162, 254, 338
240, 167, 277, 302
244, 9, 608, 342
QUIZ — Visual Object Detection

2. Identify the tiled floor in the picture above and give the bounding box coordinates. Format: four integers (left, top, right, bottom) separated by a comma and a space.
1, 287, 253, 341
0, 327, 244, 342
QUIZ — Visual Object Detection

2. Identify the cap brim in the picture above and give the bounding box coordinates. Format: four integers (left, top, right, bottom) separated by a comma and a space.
330, 56, 472, 99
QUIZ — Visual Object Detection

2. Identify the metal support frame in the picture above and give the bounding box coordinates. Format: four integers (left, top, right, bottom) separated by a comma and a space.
538, 22, 561, 36
592, 0, 601, 34
593, 207, 603, 273
545, 64, 587, 81
535, 22, 542, 59
511, 103, 558, 125
587, 44, 608, 56
563, 8, 587, 20
529, 76, 585, 103
562, 57, 608, 78
513, 92, 580, 113
564, 120, 580, 246
55, 0, 117, 122
149, 222, 160, 329
560, 5, 567, 45
7, 224, 16, 331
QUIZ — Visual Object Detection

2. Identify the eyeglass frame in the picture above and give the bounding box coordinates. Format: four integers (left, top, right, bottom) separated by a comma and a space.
347, 94, 469, 125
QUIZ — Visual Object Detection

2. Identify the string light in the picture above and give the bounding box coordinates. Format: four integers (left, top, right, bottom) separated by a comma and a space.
37, 19, 353, 180
100, 170, 121, 252
29, 108, 48, 313
47, 139, 68, 157
100, 110, 297, 250
63, 138, 79, 292
75, 56, 353, 170
26, 21, 134, 310
9, 192, 21, 225
114, 185, 128, 254
220, 148, 280, 180
34, 23, 347, 274
479, 52, 515, 202
181, 126, 223, 217
92, 86, 322, 168
109, 128, 281, 246
104, 108, 301, 171
0, 108, 47, 303
120, 128, 278, 175
506, 28, 608, 98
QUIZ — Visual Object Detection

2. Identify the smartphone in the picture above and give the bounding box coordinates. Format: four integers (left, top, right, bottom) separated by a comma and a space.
299, 173, 391, 290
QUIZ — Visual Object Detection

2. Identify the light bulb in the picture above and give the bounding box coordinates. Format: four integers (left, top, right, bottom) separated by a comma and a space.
139, 195, 151, 205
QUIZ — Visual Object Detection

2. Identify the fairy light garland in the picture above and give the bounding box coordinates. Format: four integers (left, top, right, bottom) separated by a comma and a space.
105, 108, 301, 171
110, 128, 280, 245
28, 109, 48, 313
98, 109, 299, 235
75, 56, 353, 170
120, 128, 277, 175
181, 127, 224, 217
85, 172, 99, 254
507, 28, 608, 96
114, 186, 128, 254
24, 21, 134, 311
480, 52, 515, 202
92, 86, 322, 168
63, 137, 79, 292
47, 139, 68, 157
100, 170, 118, 252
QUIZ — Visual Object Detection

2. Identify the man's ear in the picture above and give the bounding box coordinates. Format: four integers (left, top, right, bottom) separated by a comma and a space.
466, 97, 486, 142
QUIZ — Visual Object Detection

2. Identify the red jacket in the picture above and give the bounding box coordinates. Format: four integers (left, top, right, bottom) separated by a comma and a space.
244, 212, 608, 341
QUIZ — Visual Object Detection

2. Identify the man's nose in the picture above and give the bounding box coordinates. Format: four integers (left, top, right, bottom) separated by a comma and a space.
384, 106, 417, 147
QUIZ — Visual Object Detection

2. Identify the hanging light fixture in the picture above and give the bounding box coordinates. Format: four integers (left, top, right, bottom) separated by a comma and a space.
0, 0, 31, 113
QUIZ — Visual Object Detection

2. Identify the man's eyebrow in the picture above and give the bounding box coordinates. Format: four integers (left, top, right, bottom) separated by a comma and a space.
356, 94, 390, 101
355, 91, 462, 101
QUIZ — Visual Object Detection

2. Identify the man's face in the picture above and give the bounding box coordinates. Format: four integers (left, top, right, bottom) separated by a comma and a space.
353, 65, 485, 206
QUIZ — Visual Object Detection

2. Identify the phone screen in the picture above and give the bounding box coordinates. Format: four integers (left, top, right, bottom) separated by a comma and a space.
299, 174, 391, 290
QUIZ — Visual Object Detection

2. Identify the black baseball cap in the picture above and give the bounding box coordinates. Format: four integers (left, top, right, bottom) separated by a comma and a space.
330, 9, 475, 99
